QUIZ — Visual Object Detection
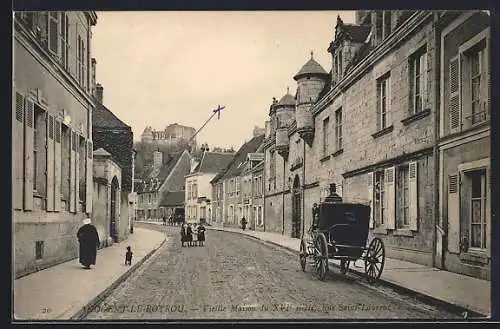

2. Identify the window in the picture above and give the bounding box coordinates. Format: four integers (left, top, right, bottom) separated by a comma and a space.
35, 240, 44, 260
269, 151, 276, 190
374, 170, 385, 227
79, 136, 86, 202
48, 12, 59, 54
466, 43, 487, 125
396, 165, 409, 228
236, 178, 240, 196
258, 206, 263, 226
377, 73, 391, 130
60, 12, 68, 69
33, 106, 47, 195
409, 48, 427, 114
466, 169, 488, 249
335, 108, 342, 150
322, 117, 329, 156
383, 11, 392, 39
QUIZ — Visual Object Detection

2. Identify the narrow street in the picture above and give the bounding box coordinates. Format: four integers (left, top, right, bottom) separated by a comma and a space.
85, 224, 460, 320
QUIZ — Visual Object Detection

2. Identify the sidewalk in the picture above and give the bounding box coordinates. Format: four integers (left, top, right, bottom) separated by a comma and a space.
13, 227, 166, 320
204, 225, 491, 318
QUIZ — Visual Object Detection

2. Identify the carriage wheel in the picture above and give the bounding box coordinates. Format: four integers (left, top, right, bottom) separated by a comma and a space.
299, 240, 308, 272
314, 233, 329, 281
364, 237, 385, 284
340, 259, 350, 275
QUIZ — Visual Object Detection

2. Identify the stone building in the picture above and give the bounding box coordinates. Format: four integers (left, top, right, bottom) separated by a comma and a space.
135, 150, 192, 221
141, 123, 197, 150
261, 10, 491, 280
210, 133, 265, 228
185, 149, 235, 224
437, 11, 491, 280
240, 153, 265, 231
13, 11, 97, 277
91, 148, 125, 244
91, 83, 134, 241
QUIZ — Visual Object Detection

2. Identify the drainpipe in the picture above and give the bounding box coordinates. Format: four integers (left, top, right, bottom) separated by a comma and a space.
282, 158, 285, 235
432, 12, 441, 269
302, 139, 306, 236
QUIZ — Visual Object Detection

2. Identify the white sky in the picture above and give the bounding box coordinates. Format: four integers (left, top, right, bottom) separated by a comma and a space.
91, 11, 356, 149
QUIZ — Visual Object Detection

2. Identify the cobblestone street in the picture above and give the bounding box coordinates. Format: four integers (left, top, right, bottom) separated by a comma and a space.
84, 224, 460, 320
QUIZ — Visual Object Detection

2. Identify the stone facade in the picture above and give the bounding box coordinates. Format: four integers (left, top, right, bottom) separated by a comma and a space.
437, 11, 491, 280
13, 11, 97, 277
260, 11, 491, 279
141, 123, 197, 149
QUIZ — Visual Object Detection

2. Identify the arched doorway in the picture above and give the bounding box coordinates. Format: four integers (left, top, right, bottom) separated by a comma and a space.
110, 176, 119, 242
291, 175, 302, 238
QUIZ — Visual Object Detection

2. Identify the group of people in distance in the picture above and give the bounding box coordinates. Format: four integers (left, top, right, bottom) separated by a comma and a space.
180, 222, 206, 247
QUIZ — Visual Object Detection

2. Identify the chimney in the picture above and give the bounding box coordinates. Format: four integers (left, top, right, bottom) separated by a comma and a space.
153, 150, 163, 170
95, 83, 103, 104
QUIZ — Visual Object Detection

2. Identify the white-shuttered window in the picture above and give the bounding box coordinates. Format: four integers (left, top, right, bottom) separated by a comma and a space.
466, 169, 488, 250
409, 47, 428, 114
376, 73, 391, 130
374, 170, 385, 228
397, 165, 410, 228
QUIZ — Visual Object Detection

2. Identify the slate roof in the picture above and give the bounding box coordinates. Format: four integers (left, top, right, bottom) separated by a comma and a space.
93, 103, 131, 129
159, 190, 185, 207
212, 134, 265, 182
278, 92, 296, 107
136, 151, 186, 193
341, 24, 372, 43
155, 151, 184, 180
192, 151, 235, 174
293, 55, 329, 81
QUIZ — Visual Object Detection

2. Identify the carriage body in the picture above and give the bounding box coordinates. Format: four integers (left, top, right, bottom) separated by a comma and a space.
300, 197, 385, 284
317, 202, 370, 260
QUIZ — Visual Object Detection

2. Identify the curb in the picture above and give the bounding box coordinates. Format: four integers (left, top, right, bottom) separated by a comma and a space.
210, 227, 489, 319
69, 237, 168, 320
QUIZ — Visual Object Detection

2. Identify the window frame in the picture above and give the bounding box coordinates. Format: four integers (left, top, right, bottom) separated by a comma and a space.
334, 108, 342, 151
322, 116, 330, 156
396, 164, 410, 229
374, 170, 385, 228
377, 73, 391, 131
409, 46, 428, 114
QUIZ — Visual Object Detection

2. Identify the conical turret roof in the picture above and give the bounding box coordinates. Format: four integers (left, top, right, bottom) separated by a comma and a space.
293, 51, 329, 81
278, 87, 296, 107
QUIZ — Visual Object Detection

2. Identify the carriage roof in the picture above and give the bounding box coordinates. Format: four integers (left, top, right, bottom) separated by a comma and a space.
317, 201, 371, 231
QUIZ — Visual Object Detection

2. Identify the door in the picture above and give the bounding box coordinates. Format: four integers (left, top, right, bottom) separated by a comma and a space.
292, 175, 302, 238
110, 176, 119, 242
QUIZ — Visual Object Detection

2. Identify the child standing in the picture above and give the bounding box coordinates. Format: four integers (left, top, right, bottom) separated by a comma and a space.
125, 246, 133, 265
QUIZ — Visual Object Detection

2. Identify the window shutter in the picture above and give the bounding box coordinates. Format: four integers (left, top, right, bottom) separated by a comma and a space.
86, 139, 93, 214
384, 166, 395, 229
367, 172, 374, 229
24, 98, 35, 211
13, 92, 25, 210
447, 173, 460, 253
408, 161, 418, 231
484, 37, 491, 119
54, 119, 62, 211
70, 130, 76, 212
449, 56, 461, 133
75, 134, 80, 212
46, 114, 55, 211
420, 52, 428, 109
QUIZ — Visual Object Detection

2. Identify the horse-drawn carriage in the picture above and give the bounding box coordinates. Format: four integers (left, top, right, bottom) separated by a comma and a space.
299, 184, 385, 284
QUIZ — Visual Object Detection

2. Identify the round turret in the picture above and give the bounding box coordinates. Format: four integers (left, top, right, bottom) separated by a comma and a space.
275, 87, 296, 128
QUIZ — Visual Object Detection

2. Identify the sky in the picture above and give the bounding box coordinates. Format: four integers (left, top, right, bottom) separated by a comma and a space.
91, 11, 356, 149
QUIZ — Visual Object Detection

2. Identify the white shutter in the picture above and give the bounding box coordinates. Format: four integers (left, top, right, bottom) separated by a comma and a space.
86, 140, 93, 214
13, 92, 25, 210
420, 52, 428, 109
368, 172, 374, 229
384, 166, 395, 230
46, 114, 55, 211
408, 161, 418, 231
75, 134, 80, 212
449, 56, 461, 133
24, 98, 35, 211
54, 119, 61, 211
70, 130, 76, 212
447, 173, 460, 253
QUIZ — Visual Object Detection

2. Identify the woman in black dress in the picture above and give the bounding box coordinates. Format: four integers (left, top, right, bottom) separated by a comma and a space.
180, 223, 187, 247
186, 224, 193, 247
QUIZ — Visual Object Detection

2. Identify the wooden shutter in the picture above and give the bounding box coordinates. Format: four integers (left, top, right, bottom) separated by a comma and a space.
70, 130, 76, 212
420, 52, 428, 109
384, 166, 395, 229
368, 172, 374, 229
86, 140, 93, 213
13, 92, 25, 210
46, 114, 55, 211
408, 161, 418, 231
24, 98, 35, 211
75, 134, 80, 212
54, 119, 62, 211
447, 173, 460, 253
449, 56, 461, 133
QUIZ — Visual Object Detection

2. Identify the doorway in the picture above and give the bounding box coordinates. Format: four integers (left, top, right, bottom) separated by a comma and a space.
291, 175, 302, 238
110, 176, 119, 242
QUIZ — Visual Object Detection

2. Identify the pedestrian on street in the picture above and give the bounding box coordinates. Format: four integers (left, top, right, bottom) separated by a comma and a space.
197, 222, 206, 247
125, 246, 133, 266
180, 223, 187, 247
77, 216, 100, 270
186, 223, 194, 247
162, 215, 167, 226
169, 215, 173, 226
241, 217, 247, 231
